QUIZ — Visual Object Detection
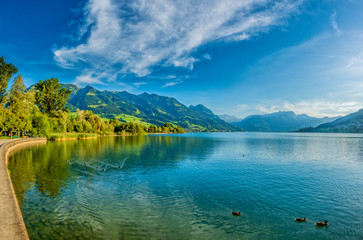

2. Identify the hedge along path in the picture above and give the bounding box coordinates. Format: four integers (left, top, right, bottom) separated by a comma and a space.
0, 138, 46, 240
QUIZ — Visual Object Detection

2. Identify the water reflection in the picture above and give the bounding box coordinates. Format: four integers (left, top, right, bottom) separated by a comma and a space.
8, 133, 363, 240
9, 135, 215, 201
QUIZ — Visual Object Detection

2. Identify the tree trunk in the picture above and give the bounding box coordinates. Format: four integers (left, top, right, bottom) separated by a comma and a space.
17, 131, 19, 138
10, 132, 13, 139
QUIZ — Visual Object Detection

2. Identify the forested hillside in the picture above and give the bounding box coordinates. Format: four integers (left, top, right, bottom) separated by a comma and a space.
64, 84, 240, 132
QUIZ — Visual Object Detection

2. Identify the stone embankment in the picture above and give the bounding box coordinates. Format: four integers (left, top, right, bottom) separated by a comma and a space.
0, 138, 46, 240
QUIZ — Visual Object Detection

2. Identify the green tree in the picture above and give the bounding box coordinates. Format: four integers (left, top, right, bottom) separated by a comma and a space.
1, 108, 17, 138
7, 75, 35, 136
0, 107, 7, 136
34, 78, 71, 114
31, 112, 50, 137
0, 57, 18, 104
175, 125, 186, 133
110, 117, 120, 127
163, 122, 172, 130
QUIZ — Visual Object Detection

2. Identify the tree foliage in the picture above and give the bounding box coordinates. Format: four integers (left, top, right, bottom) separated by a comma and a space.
0, 56, 18, 104
6, 75, 34, 135
34, 78, 71, 114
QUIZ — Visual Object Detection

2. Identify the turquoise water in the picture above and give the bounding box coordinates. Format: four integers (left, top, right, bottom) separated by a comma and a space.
8, 133, 363, 239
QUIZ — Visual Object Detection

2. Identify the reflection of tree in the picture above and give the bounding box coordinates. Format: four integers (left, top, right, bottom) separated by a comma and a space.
8, 150, 36, 204
105, 135, 215, 172
9, 136, 215, 203
9, 143, 74, 200
8, 135, 217, 239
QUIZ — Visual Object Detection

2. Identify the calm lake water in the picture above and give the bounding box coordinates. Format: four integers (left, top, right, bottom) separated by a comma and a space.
8, 133, 363, 239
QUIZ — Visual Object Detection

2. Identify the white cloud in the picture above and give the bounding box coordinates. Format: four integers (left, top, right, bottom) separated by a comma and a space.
203, 53, 212, 60
233, 104, 250, 113
75, 73, 104, 85
162, 80, 183, 88
134, 82, 148, 87
331, 10, 342, 35
54, 0, 303, 84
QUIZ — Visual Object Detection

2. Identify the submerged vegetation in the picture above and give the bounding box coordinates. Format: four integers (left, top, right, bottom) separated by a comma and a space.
0, 57, 185, 139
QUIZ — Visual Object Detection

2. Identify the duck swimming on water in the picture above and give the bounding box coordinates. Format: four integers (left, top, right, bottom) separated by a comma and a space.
295, 218, 307, 222
315, 220, 328, 226
232, 212, 241, 216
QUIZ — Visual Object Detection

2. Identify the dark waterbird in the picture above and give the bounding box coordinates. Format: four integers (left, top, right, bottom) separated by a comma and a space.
315, 220, 328, 226
295, 218, 307, 222
232, 212, 241, 216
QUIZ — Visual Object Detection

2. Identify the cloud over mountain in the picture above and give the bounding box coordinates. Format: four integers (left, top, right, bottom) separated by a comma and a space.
54, 0, 302, 84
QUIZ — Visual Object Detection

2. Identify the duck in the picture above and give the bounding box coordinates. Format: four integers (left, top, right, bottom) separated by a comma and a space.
295, 217, 307, 222
96, 166, 99, 169
102, 169, 105, 172
315, 220, 328, 226
84, 162, 87, 166
232, 211, 241, 216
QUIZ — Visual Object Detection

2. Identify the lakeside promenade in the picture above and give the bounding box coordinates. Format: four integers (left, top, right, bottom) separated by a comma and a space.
0, 138, 46, 240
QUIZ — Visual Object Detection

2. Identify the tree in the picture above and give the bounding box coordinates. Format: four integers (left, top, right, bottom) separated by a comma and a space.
34, 78, 71, 114
31, 112, 50, 137
1, 108, 17, 138
7, 75, 35, 136
0, 57, 18, 104
0, 107, 6, 136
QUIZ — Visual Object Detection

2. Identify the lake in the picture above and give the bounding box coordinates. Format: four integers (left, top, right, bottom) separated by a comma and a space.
8, 133, 363, 239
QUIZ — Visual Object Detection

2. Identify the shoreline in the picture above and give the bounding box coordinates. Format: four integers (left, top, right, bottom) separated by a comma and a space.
0, 138, 47, 240
53, 136, 98, 141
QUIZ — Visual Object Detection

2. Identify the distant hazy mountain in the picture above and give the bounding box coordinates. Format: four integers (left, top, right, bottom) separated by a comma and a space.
218, 114, 243, 123
301, 109, 363, 133
232, 111, 338, 132
64, 84, 240, 132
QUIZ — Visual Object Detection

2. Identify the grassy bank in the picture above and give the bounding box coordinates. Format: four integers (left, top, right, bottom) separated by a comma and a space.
47, 133, 99, 141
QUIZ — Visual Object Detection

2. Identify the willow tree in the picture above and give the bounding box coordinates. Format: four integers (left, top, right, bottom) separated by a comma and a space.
0, 57, 18, 104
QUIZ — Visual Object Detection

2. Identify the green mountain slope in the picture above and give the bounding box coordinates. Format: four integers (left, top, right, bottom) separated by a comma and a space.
232, 111, 338, 132
309, 109, 363, 133
64, 84, 240, 132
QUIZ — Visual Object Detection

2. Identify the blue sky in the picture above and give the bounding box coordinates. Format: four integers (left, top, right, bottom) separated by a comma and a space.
1, 0, 363, 118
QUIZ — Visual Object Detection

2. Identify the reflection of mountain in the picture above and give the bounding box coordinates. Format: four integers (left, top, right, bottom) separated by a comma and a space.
8, 136, 216, 200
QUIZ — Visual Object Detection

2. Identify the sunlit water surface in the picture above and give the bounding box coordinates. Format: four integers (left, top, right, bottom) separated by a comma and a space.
9, 133, 363, 239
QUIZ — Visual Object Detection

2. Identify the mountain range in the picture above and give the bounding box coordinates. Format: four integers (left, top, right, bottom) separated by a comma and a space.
299, 109, 363, 133
64, 84, 240, 132
61, 84, 362, 133
218, 114, 243, 123
231, 111, 339, 132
